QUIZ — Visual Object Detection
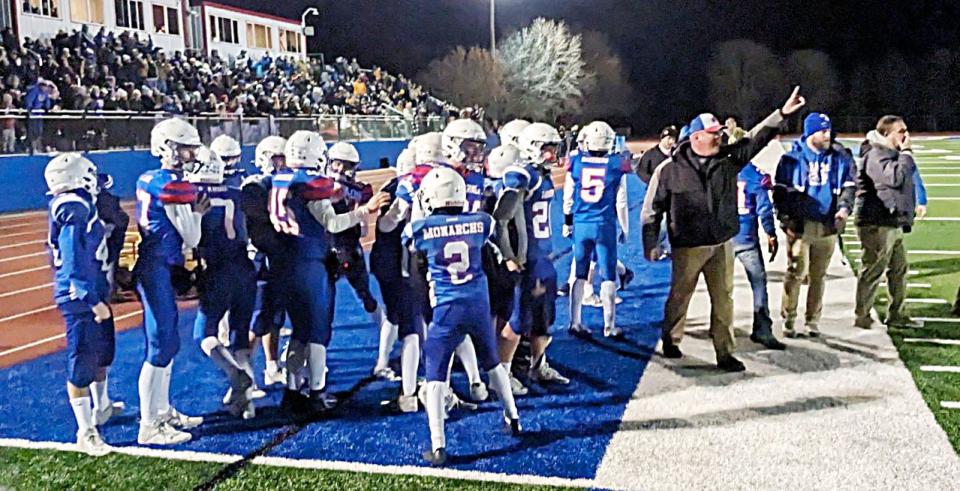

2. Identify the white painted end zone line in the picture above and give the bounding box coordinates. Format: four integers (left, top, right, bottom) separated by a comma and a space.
920, 366, 960, 373
941, 401, 960, 409
0, 310, 141, 358
0, 437, 597, 489
904, 338, 960, 346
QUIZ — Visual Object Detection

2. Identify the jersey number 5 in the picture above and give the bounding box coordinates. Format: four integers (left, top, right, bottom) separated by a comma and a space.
443, 240, 473, 285
580, 167, 606, 203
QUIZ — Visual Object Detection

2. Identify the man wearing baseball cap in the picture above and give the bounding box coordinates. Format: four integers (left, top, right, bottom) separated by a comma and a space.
772, 112, 855, 338
636, 125, 678, 184
642, 87, 806, 372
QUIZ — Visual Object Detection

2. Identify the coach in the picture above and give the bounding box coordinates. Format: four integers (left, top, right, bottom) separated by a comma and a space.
854, 115, 920, 328
642, 87, 806, 372
772, 112, 855, 338
635, 125, 678, 184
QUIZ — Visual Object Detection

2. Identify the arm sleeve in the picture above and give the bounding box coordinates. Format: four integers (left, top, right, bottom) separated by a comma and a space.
617, 174, 629, 236
756, 181, 776, 237
838, 157, 857, 213
492, 189, 524, 263
562, 171, 575, 215
306, 199, 370, 233
377, 198, 409, 233
913, 166, 928, 206
641, 161, 669, 255
56, 208, 101, 307
164, 203, 202, 249
728, 110, 784, 168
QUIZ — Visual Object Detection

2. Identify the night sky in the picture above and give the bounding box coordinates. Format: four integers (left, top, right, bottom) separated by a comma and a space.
218, 0, 960, 130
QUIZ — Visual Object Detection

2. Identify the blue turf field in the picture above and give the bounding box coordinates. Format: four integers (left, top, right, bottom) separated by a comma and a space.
0, 177, 670, 479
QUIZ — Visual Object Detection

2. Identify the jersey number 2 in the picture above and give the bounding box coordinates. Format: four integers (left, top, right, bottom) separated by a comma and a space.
443, 241, 472, 285
531, 201, 550, 239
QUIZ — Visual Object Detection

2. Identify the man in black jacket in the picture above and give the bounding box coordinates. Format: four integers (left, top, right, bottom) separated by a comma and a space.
635, 125, 678, 185
854, 115, 919, 328
642, 87, 806, 372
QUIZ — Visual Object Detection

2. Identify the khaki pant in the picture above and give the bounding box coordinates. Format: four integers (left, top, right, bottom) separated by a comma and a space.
855, 225, 908, 323
781, 221, 837, 327
663, 241, 735, 358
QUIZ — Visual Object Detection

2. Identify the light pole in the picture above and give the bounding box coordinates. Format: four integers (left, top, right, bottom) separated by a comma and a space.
490, 0, 496, 56
301, 7, 319, 58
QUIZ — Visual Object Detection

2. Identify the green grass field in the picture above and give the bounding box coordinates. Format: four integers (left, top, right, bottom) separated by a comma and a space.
840, 137, 960, 455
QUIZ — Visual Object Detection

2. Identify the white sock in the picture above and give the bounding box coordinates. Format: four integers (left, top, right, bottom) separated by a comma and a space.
285, 340, 306, 390
425, 381, 446, 451
502, 361, 511, 373
487, 365, 519, 419
201, 337, 243, 382
307, 343, 327, 391
570, 279, 586, 325
455, 337, 481, 385
90, 376, 110, 412
376, 319, 399, 370
70, 396, 94, 434
401, 334, 419, 396
601, 281, 617, 328
584, 262, 596, 298
616, 260, 627, 276
266, 360, 279, 373
568, 257, 577, 286
138, 362, 163, 425
157, 362, 172, 416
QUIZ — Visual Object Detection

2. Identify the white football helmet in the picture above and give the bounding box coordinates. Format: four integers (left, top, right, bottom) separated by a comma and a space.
210, 134, 242, 166
151, 118, 201, 166
518, 122, 562, 166
328, 141, 361, 179
254, 136, 286, 174
441, 119, 486, 168
285, 130, 327, 170
419, 166, 466, 215
582, 121, 616, 153
499, 119, 531, 147
395, 148, 415, 175
44, 153, 97, 196
486, 144, 521, 179
415, 132, 444, 165
186, 146, 225, 184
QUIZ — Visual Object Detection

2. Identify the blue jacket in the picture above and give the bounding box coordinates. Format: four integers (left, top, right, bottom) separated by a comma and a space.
734, 163, 776, 247
773, 140, 855, 235
913, 167, 927, 206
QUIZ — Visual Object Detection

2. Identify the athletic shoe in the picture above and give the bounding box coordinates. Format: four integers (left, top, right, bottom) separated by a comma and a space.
568, 323, 592, 337
806, 323, 821, 338
557, 283, 570, 297
93, 401, 125, 427
362, 296, 378, 314
469, 381, 488, 402
582, 294, 602, 307
529, 361, 569, 385
604, 325, 624, 339
717, 355, 746, 373
422, 448, 448, 466
161, 408, 203, 430
309, 389, 338, 412
784, 319, 808, 338
373, 366, 401, 382
509, 373, 529, 395
281, 389, 309, 415
443, 389, 477, 418
398, 394, 418, 413
137, 420, 191, 446
661, 342, 683, 359
76, 429, 112, 456
618, 267, 635, 291
750, 333, 786, 350
263, 367, 286, 386
504, 414, 522, 436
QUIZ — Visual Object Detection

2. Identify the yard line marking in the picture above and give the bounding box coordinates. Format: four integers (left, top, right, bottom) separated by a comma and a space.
908, 250, 960, 255
924, 184, 960, 187
928, 197, 960, 201
0, 305, 56, 324
0, 282, 52, 299
909, 270, 920, 276
916, 217, 960, 222
918, 174, 960, 177
0, 239, 46, 250
0, 251, 46, 263
904, 338, 960, 346
0, 310, 141, 358
914, 317, 960, 323
906, 298, 950, 305
0, 437, 597, 489
0, 265, 48, 279
942, 401, 960, 409
920, 365, 960, 373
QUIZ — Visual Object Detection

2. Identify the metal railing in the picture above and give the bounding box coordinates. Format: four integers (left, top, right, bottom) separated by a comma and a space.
0, 110, 446, 155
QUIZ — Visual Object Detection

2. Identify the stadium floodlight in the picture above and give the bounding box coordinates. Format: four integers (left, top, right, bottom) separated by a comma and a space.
302, 7, 319, 37
490, 0, 496, 56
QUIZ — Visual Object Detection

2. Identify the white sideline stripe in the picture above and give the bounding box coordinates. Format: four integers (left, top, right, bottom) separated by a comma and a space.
917, 217, 960, 222
0, 265, 47, 279
924, 184, 960, 187
929, 197, 960, 201
0, 438, 597, 489
909, 270, 920, 275
880, 283, 933, 289
904, 338, 960, 346
908, 250, 960, 255
942, 401, 960, 409
914, 317, 960, 323
906, 298, 950, 305
0, 251, 46, 263
0, 305, 56, 324
0, 282, 52, 298
920, 366, 960, 373
919, 174, 960, 177
0, 310, 141, 358
0, 239, 46, 250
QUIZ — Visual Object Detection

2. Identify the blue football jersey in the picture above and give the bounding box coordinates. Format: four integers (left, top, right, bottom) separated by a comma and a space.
135, 168, 198, 265
197, 173, 249, 264
457, 167, 486, 213
269, 168, 336, 259
523, 165, 555, 262
568, 151, 631, 223
47, 191, 109, 308
411, 212, 494, 307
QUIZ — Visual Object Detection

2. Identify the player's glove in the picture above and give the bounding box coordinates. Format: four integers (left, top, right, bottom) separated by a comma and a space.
562, 224, 573, 238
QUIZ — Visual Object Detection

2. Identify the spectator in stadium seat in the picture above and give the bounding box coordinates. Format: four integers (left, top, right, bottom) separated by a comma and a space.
773, 112, 855, 338
642, 87, 805, 372
854, 116, 920, 328
24, 78, 57, 152
1, 92, 16, 153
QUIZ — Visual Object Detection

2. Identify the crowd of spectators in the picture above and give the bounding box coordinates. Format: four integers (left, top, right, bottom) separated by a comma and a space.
0, 26, 451, 153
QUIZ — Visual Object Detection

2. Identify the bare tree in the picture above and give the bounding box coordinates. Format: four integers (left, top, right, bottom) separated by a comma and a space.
707, 39, 785, 125
497, 18, 586, 120
785, 49, 841, 113
576, 30, 635, 121
415, 46, 506, 114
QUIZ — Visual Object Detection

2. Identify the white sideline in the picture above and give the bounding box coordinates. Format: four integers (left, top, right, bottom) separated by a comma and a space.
904, 338, 960, 346
0, 438, 597, 489
924, 184, 960, 187
917, 217, 960, 222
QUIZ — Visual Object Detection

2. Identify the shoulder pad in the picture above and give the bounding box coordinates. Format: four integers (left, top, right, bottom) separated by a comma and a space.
242, 174, 267, 189
502, 166, 531, 190
51, 194, 91, 224
158, 181, 198, 204
297, 176, 335, 201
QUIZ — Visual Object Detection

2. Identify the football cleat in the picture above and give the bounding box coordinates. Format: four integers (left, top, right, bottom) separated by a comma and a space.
444, 389, 477, 418
529, 361, 570, 385
281, 389, 309, 415
76, 429, 112, 456
557, 283, 570, 297
469, 381, 489, 402
137, 420, 192, 446
161, 407, 203, 430
398, 394, 419, 413
309, 389, 338, 412
509, 373, 529, 396
422, 447, 448, 466
618, 267, 635, 291
263, 367, 286, 386
93, 400, 125, 427
582, 294, 602, 307
604, 325, 624, 339
373, 366, 401, 382
504, 414, 522, 436
568, 323, 592, 337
